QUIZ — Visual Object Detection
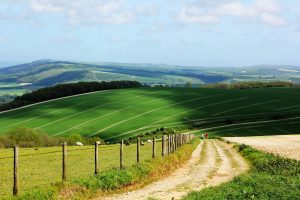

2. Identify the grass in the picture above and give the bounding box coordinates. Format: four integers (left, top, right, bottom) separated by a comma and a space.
6, 139, 198, 200
0, 87, 300, 142
0, 141, 163, 198
184, 143, 300, 200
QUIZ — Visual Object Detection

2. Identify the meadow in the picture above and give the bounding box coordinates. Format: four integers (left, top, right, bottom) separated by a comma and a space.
0, 141, 163, 198
0, 87, 300, 142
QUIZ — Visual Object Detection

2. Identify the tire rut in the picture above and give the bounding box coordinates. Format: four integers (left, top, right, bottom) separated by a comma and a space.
98, 140, 248, 200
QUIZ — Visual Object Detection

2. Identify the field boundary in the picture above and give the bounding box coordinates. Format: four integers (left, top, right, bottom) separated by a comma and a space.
0, 134, 195, 198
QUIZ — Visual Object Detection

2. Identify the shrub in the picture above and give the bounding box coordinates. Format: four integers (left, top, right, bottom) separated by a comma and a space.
95, 169, 133, 190
14, 189, 55, 200
0, 127, 104, 148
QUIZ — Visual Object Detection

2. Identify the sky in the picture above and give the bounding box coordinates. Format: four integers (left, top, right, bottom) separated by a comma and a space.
0, 0, 299, 67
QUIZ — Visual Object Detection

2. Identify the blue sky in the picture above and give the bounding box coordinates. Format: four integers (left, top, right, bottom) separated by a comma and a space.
0, 0, 299, 66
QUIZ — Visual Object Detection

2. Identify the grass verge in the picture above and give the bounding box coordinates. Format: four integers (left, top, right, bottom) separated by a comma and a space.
184, 143, 300, 200
11, 139, 199, 200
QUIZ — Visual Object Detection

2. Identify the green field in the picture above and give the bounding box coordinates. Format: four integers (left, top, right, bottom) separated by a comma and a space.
0, 87, 300, 141
0, 142, 163, 198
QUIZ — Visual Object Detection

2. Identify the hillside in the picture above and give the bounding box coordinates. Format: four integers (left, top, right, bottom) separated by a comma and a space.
1, 60, 300, 102
0, 87, 299, 142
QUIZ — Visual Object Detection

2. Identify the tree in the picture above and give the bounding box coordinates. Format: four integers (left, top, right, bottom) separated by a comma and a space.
185, 81, 192, 88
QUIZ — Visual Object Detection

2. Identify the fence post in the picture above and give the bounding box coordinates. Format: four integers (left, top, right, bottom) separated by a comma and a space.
171, 135, 173, 153
95, 141, 99, 175
152, 137, 156, 159
180, 134, 183, 146
137, 137, 140, 163
173, 135, 175, 152
174, 134, 177, 150
120, 140, 124, 169
162, 135, 166, 157
167, 135, 170, 155
13, 146, 18, 196
62, 142, 67, 181
171, 135, 174, 152
175, 134, 178, 150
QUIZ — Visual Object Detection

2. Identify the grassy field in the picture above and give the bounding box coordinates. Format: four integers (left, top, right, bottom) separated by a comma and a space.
0, 87, 300, 141
0, 141, 163, 198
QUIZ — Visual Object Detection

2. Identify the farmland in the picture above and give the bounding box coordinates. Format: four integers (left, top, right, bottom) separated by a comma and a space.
0, 141, 163, 198
225, 135, 300, 161
0, 87, 300, 142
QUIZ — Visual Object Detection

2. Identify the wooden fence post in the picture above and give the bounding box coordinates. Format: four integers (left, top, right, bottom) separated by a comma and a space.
171, 135, 174, 153
95, 141, 99, 175
167, 135, 170, 155
173, 135, 175, 152
152, 137, 156, 159
173, 135, 176, 152
13, 146, 18, 196
162, 135, 166, 157
137, 137, 140, 163
62, 142, 67, 181
180, 134, 183, 146
120, 140, 124, 169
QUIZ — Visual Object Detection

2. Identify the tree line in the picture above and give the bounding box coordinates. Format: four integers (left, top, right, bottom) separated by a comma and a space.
203, 81, 299, 90
0, 81, 143, 112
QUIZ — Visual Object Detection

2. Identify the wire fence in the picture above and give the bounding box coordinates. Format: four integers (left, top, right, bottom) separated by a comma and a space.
0, 134, 195, 198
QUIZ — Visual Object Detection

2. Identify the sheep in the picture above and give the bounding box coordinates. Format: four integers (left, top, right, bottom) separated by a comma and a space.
76, 142, 83, 146
125, 141, 131, 146
140, 141, 145, 146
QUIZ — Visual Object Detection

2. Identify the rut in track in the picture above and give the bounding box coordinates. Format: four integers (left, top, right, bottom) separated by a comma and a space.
99, 140, 248, 200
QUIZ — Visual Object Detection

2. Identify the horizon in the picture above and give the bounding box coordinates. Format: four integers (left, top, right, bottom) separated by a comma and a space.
0, 58, 299, 69
0, 0, 299, 66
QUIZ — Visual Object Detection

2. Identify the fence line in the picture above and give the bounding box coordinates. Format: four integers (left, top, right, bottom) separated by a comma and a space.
0, 133, 195, 197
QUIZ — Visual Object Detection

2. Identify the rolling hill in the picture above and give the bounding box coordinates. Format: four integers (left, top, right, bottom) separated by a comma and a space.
1, 60, 300, 92
0, 87, 299, 142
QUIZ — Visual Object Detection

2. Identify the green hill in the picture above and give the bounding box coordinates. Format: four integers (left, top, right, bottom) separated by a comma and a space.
0, 87, 299, 142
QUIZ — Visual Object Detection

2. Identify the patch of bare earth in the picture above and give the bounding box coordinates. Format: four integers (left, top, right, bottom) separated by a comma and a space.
97, 140, 248, 200
225, 135, 300, 161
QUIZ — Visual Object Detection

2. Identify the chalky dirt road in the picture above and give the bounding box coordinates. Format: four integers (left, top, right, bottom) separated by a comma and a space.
98, 140, 248, 200
225, 135, 300, 161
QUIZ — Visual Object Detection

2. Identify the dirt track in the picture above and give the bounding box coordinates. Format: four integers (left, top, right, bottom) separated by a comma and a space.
225, 135, 300, 161
99, 140, 248, 200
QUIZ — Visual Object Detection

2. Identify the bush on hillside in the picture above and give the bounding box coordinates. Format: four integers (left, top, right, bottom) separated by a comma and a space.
0, 127, 104, 148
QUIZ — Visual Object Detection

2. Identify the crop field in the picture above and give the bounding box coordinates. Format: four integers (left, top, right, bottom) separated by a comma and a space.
0, 142, 162, 198
225, 135, 300, 161
0, 87, 300, 141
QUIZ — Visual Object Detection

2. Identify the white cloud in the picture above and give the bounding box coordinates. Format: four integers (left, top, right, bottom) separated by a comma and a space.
178, 7, 220, 24
260, 13, 287, 26
27, 0, 160, 25
29, 0, 135, 25
177, 0, 287, 26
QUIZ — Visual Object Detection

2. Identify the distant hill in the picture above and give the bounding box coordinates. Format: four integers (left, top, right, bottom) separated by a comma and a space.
0, 60, 300, 99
